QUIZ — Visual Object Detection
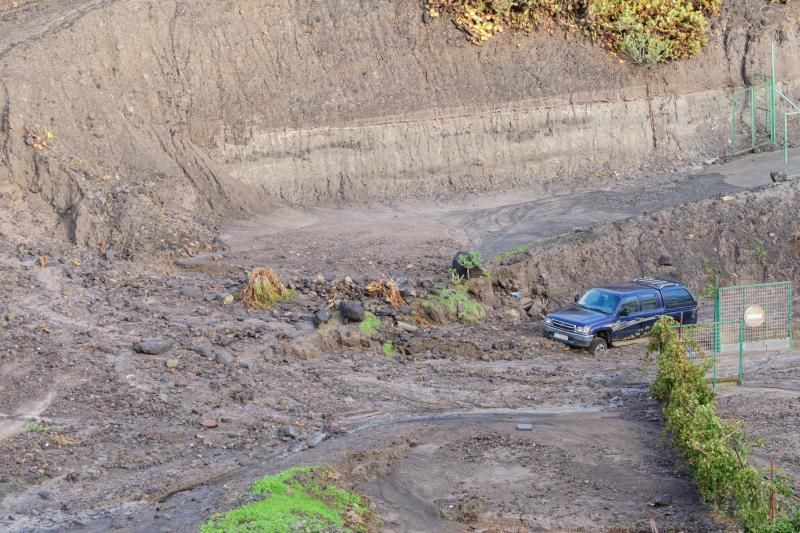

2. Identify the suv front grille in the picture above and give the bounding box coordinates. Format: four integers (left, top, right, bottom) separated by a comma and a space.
551, 320, 576, 332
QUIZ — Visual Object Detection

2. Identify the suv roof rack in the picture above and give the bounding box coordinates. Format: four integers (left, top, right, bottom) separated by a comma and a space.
634, 277, 680, 290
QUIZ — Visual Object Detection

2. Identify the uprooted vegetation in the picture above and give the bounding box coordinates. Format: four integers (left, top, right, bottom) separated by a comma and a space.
366, 277, 407, 308
647, 318, 800, 531
240, 268, 293, 309
201, 467, 376, 532
427, 0, 728, 62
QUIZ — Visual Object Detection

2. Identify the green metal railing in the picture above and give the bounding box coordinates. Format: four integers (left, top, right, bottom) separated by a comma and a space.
675, 320, 744, 387
731, 75, 775, 155
730, 43, 800, 179
679, 280, 793, 388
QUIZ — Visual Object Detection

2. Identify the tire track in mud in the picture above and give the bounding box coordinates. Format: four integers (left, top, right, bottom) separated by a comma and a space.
0, 0, 124, 58
4, 403, 707, 532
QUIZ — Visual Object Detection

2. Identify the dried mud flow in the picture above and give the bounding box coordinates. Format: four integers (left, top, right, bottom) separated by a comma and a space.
2, 0, 800, 532
1, 176, 800, 531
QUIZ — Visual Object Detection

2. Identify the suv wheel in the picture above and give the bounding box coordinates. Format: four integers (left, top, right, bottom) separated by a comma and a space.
588, 337, 607, 356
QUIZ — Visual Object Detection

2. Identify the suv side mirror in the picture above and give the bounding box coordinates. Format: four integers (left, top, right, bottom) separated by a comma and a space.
574, 294, 579, 303
619, 309, 629, 317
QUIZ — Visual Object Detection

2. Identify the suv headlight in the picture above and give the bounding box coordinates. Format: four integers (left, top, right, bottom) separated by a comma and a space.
544, 317, 553, 326
577, 325, 591, 335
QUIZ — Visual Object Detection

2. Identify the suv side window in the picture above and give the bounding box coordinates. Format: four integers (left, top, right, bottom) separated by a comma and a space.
620, 296, 640, 315
663, 288, 694, 308
640, 292, 659, 312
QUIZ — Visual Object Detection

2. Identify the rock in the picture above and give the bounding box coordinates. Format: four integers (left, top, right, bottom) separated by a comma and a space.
288, 441, 308, 453
344, 276, 353, 285
397, 305, 413, 315
721, 195, 736, 204
397, 321, 418, 333
38, 491, 50, 500
771, 171, 788, 183
218, 293, 235, 305
165, 359, 179, 369
191, 343, 214, 358
217, 336, 235, 347
278, 425, 299, 439
180, 286, 203, 299
653, 494, 672, 507
506, 309, 521, 321
215, 351, 233, 367
133, 339, 174, 355
658, 255, 673, 266
200, 419, 219, 429
339, 301, 365, 323
104, 249, 115, 261
313, 308, 332, 326
398, 280, 417, 298
307, 432, 328, 448
704, 158, 717, 166
519, 297, 534, 311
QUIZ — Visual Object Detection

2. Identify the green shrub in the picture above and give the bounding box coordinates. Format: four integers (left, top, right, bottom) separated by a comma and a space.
427, 0, 726, 62
420, 285, 486, 323
618, 29, 673, 64
457, 250, 483, 278
647, 317, 799, 531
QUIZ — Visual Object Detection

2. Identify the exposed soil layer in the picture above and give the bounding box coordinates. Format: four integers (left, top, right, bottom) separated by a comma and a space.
1, 0, 800, 252
494, 180, 800, 309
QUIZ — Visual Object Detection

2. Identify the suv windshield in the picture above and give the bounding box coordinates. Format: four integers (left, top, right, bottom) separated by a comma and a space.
578, 289, 621, 315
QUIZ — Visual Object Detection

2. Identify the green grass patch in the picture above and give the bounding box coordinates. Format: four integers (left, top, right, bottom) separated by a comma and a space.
383, 340, 395, 357
420, 285, 486, 323
359, 312, 381, 336
494, 245, 529, 261
201, 466, 374, 533
25, 422, 44, 433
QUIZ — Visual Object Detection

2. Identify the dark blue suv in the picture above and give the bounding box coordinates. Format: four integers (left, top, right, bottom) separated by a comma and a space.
543, 278, 698, 355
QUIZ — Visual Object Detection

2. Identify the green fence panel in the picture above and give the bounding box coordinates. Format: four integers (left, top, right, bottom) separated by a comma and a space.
674, 320, 743, 386
718, 282, 792, 353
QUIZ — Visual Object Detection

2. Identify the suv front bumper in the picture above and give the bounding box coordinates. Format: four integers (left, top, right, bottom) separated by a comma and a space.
544, 325, 594, 348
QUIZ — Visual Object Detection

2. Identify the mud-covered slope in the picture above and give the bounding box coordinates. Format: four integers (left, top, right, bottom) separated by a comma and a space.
0, 0, 799, 252
493, 181, 800, 305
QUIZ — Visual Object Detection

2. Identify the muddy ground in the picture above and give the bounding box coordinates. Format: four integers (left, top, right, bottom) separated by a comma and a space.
2, 168, 800, 531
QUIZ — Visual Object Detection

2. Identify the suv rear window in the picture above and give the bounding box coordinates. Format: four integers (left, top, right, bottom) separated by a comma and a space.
620, 296, 640, 315
663, 288, 694, 308
640, 293, 659, 311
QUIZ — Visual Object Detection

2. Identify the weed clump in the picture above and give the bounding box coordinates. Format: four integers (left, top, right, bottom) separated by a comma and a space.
366, 277, 407, 308
240, 268, 292, 309
201, 466, 375, 532
359, 312, 382, 336
427, 0, 724, 62
421, 286, 486, 323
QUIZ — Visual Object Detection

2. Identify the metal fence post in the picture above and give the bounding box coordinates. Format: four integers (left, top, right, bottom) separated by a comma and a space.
738, 320, 744, 385
732, 92, 737, 152
751, 87, 757, 149
771, 43, 777, 143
